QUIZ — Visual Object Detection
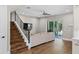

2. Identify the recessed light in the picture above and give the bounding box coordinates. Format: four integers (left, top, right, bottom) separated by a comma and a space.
26, 7, 31, 9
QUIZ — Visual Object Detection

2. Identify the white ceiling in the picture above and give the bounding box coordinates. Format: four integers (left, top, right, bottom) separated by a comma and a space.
10, 5, 73, 17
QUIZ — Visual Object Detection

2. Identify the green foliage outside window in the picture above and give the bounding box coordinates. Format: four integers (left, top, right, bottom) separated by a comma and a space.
48, 21, 53, 32
47, 21, 62, 32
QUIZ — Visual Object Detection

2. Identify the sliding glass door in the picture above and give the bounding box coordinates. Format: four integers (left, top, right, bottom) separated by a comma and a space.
47, 20, 62, 39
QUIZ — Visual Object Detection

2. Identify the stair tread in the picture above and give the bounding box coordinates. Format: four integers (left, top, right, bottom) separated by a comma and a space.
11, 47, 28, 54
11, 44, 27, 51
11, 42, 26, 48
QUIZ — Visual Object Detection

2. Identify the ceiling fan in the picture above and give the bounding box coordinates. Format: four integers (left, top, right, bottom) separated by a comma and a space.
42, 10, 51, 15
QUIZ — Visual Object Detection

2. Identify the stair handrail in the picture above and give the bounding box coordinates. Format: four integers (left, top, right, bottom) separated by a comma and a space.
13, 11, 30, 48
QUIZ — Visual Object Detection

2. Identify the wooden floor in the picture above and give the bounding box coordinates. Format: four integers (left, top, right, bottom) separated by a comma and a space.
11, 22, 72, 54
20, 40, 72, 54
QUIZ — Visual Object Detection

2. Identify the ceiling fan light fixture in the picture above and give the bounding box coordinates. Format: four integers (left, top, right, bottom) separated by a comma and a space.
42, 10, 51, 15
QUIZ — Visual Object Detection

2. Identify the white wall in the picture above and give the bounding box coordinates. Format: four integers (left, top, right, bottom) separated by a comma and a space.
39, 18, 48, 32
62, 13, 73, 40
72, 6, 79, 54
0, 6, 9, 54
73, 6, 79, 38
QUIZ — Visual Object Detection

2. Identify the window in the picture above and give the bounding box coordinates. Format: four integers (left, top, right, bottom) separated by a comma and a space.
47, 21, 53, 32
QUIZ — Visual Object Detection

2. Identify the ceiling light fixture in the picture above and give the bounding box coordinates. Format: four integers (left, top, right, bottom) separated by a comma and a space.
42, 10, 51, 15
26, 7, 31, 9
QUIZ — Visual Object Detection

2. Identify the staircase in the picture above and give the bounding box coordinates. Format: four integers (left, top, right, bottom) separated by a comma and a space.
10, 22, 28, 54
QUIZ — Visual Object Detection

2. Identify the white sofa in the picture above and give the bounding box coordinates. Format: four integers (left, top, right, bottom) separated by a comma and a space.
30, 32, 55, 47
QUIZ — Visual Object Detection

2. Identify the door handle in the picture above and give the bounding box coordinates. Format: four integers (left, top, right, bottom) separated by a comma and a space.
1, 36, 5, 38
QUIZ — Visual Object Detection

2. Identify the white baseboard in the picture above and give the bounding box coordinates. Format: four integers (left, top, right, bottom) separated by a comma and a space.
63, 38, 72, 41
